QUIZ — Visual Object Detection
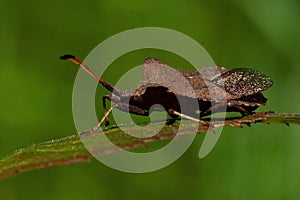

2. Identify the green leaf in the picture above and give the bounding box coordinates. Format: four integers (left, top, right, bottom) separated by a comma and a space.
0, 111, 300, 180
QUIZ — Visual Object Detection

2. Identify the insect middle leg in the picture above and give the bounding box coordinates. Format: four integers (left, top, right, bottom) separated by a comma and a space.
168, 109, 208, 126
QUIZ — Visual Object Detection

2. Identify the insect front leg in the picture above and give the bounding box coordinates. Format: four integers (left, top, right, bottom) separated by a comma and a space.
102, 94, 112, 126
80, 103, 148, 135
80, 103, 117, 135
102, 95, 148, 125
97, 103, 148, 130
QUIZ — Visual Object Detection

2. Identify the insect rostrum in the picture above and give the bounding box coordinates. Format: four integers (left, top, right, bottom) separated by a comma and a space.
60, 55, 273, 133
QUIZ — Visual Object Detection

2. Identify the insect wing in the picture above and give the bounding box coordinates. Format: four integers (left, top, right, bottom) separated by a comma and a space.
211, 68, 273, 98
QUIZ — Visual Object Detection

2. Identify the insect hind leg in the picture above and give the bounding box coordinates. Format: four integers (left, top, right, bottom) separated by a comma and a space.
200, 102, 228, 118
200, 102, 256, 118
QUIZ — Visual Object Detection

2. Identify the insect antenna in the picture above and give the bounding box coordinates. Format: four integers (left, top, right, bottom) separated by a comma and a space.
60, 54, 121, 96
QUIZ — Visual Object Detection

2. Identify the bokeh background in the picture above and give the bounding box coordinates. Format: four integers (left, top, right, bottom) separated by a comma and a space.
1, 0, 300, 199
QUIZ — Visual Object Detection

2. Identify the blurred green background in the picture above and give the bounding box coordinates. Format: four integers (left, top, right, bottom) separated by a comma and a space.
1, 0, 300, 199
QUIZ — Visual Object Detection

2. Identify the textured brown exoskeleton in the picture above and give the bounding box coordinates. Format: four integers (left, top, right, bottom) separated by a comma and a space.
60, 54, 273, 132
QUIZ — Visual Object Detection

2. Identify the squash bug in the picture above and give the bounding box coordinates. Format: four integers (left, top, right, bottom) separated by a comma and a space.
60, 54, 273, 132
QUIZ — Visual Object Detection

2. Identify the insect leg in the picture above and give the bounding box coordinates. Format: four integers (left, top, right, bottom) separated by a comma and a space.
115, 103, 149, 116
80, 103, 148, 135
80, 104, 117, 135
102, 94, 112, 126
93, 102, 147, 132
168, 109, 208, 126
234, 105, 254, 116
200, 103, 227, 118
227, 100, 255, 116
200, 101, 255, 117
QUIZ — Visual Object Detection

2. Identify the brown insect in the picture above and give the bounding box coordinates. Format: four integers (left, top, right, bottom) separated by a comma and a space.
60, 54, 273, 133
